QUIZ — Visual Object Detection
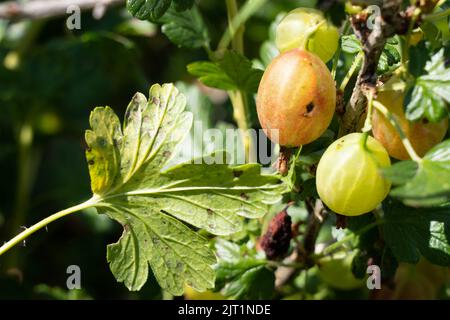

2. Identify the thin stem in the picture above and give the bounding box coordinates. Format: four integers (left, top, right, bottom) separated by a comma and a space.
402, 8, 421, 67
225, 0, 244, 54
359, 131, 369, 150
224, 0, 255, 162
217, 0, 267, 55
319, 219, 384, 257
0, 0, 124, 21
339, 51, 363, 91
372, 100, 422, 162
331, 19, 351, 80
362, 90, 374, 133
229, 91, 253, 162
0, 198, 99, 257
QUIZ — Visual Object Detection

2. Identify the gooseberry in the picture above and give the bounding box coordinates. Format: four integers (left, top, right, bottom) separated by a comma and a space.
316, 133, 391, 216
275, 8, 339, 63
372, 89, 448, 160
256, 48, 336, 147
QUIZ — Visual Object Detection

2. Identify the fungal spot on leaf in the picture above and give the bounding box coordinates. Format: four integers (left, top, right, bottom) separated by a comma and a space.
233, 170, 243, 178
422, 118, 429, 125
88, 160, 95, 165
207, 208, 214, 215
163, 151, 171, 158
152, 97, 160, 105
97, 137, 107, 148
240, 193, 249, 200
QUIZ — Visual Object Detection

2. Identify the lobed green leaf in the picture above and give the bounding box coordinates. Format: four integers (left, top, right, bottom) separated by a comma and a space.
384, 140, 450, 206
187, 51, 264, 93
85, 83, 284, 294
405, 49, 450, 122
383, 199, 450, 266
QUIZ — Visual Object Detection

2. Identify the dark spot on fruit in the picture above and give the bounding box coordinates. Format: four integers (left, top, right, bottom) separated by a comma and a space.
303, 102, 315, 117
233, 170, 243, 177
240, 193, 249, 200
152, 236, 160, 244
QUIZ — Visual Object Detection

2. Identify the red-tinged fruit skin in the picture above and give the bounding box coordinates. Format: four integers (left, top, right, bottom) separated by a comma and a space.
257, 49, 336, 147
372, 90, 448, 160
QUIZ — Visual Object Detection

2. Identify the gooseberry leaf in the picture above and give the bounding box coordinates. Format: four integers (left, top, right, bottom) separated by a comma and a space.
127, 0, 171, 21
187, 50, 264, 93
408, 41, 429, 77
173, 0, 194, 11
405, 49, 450, 122
85, 83, 284, 295
383, 140, 450, 206
341, 35, 360, 54
159, 6, 210, 49
383, 199, 450, 266
341, 35, 400, 73
127, 0, 194, 21
214, 239, 274, 299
